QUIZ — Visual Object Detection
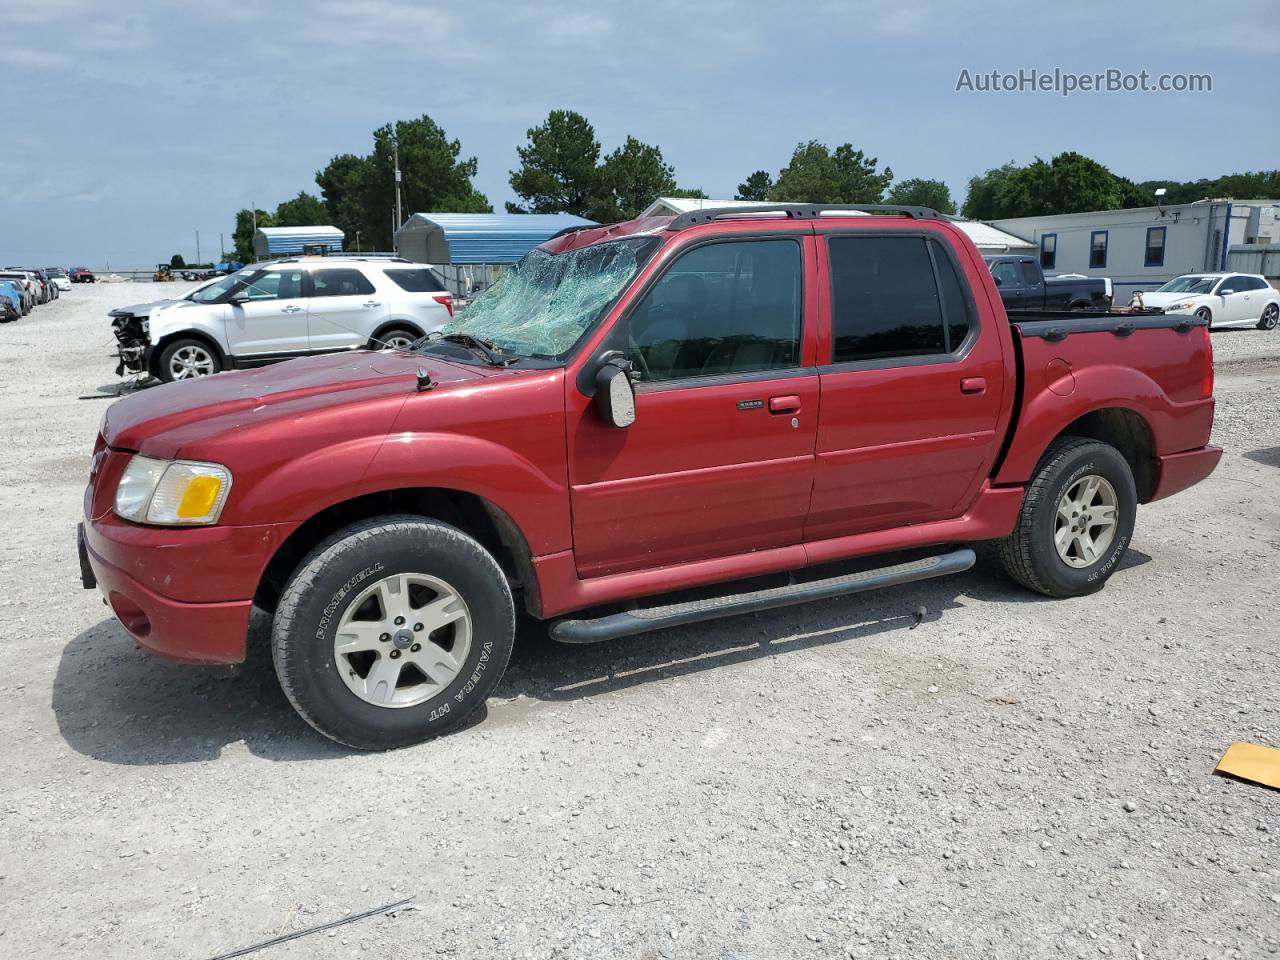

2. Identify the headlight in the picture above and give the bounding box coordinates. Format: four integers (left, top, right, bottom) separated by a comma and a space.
141, 319, 150, 335
1168, 301, 1194, 312
114, 456, 232, 525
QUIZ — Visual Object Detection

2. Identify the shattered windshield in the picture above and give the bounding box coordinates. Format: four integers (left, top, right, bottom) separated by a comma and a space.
186, 270, 251, 304
436, 236, 659, 359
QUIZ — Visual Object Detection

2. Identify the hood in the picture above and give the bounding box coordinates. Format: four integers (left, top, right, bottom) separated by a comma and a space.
102, 349, 502, 457
109, 298, 191, 318
1133, 291, 1206, 308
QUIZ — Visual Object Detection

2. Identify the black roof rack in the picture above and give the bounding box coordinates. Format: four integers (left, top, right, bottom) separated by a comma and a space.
667, 203, 942, 230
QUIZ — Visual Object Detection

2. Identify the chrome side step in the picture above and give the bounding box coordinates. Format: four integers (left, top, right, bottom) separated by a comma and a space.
549, 548, 976, 644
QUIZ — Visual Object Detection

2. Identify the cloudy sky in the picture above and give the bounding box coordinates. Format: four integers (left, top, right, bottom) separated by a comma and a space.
2, 0, 1276, 267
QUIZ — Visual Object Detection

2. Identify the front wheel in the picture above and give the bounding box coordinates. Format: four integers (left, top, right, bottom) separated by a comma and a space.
1258, 303, 1278, 331
996, 437, 1137, 598
156, 338, 221, 382
1196, 306, 1213, 330
272, 516, 516, 749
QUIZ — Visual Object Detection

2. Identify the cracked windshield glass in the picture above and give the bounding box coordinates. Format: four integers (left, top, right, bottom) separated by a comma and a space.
439, 236, 658, 358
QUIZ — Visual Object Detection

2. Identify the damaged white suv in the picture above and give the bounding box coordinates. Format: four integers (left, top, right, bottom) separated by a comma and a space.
110, 257, 454, 382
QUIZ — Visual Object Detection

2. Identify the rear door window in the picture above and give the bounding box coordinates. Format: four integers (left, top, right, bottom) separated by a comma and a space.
383, 268, 446, 292
828, 235, 973, 363
311, 268, 376, 297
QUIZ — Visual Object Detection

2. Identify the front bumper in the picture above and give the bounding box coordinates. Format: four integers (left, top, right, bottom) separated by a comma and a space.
79, 512, 296, 664
1149, 445, 1222, 502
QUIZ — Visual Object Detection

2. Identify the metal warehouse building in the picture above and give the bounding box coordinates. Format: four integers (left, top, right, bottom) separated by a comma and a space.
253, 225, 345, 258
990, 201, 1280, 301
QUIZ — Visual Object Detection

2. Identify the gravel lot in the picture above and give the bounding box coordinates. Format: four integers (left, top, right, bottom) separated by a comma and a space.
2, 283, 1278, 960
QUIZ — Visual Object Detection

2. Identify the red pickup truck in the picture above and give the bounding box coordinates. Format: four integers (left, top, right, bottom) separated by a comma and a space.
79, 204, 1220, 749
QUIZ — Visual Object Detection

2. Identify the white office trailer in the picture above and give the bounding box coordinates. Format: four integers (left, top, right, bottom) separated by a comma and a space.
990, 201, 1280, 302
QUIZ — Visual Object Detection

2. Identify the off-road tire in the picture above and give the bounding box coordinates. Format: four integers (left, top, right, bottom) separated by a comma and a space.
996, 437, 1137, 598
272, 516, 516, 750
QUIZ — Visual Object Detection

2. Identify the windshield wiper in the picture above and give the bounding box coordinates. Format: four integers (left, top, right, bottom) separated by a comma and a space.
423, 332, 519, 366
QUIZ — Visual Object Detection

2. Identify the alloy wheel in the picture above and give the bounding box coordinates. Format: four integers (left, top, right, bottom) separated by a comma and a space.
333, 572, 472, 708
169, 345, 215, 379
1054, 475, 1119, 569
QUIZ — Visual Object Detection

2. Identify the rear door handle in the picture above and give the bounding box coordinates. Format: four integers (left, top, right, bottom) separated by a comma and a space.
768, 395, 802, 414
960, 377, 986, 395
281, 305, 303, 313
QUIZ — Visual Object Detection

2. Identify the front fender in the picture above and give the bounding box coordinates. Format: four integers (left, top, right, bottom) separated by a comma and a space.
224, 431, 570, 557
994, 363, 1211, 484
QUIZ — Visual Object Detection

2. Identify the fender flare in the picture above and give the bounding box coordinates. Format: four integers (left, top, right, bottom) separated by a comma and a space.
994, 364, 1173, 485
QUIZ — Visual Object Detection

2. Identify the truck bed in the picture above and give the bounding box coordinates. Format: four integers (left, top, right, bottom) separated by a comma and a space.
994, 309, 1215, 492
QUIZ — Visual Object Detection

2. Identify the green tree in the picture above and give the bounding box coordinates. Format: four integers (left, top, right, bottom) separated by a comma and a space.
667, 187, 708, 200
1136, 170, 1280, 205
316, 153, 374, 242
168, 253, 186, 269
885, 177, 956, 214
735, 170, 773, 201
961, 162, 1020, 219
995, 152, 1135, 218
771, 141, 892, 204
508, 110, 606, 217
274, 191, 329, 227
599, 136, 678, 221
232, 208, 273, 263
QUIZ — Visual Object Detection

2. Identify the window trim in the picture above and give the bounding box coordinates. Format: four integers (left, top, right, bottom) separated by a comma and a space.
1040, 233, 1057, 270
617, 233, 809, 392
1089, 230, 1109, 269
1144, 226, 1166, 268
820, 229, 981, 373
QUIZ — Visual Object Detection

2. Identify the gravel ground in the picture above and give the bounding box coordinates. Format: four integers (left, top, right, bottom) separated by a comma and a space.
1, 283, 1278, 960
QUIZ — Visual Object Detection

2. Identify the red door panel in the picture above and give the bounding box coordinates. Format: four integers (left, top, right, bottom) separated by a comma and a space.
568, 375, 819, 578
805, 226, 1009, 541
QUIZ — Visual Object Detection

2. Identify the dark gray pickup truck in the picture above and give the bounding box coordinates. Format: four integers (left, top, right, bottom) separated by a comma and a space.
985, 256, 1113, 312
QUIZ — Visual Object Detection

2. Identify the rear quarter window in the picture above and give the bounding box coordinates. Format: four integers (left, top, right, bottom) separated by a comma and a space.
383, 268, 446, 293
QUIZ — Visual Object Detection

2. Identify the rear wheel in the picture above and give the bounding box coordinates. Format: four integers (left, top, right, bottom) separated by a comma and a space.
1258, 303, 1278, 331
157, 338, 221, 382
272, 516, 516, 749
996, 437, 1137, 598
373, 326, 420, 351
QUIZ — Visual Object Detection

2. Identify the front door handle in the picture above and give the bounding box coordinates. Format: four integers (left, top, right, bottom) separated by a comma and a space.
768, 395, 802, 414
363, 300, 381, 308
960, 377, 987, 395
281, 305, 303, 313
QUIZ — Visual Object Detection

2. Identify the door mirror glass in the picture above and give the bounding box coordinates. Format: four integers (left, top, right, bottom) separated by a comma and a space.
227, 290, 251, 305
594, 360, 635, 429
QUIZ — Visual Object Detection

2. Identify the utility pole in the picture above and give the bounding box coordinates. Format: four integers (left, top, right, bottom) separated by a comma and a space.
392, 129, 403, 231
220, 233, 225, 259
196, 230, 201, 265
355, 230, 361, 253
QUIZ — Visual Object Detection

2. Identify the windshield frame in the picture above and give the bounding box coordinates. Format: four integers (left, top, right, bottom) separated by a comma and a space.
424, 235, 662, 366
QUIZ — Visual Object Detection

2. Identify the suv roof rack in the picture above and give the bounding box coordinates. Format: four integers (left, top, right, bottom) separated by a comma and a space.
668, 203, 942, 230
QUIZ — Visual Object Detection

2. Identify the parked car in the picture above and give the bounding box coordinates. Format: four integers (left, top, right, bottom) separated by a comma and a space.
69, 267, 95, 283
6, 268, 50, 304
1131, 272, 1279, 330
0, 280, 21, 321
44, 267, 72, 292
109, 257, 454, 382
32, 268, 59, 300
984, 256, 1112, 311
79, 204, 1219, 749
0, 271, 36, 313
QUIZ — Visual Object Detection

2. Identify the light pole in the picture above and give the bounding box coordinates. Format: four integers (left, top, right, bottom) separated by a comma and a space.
392, 130, 403, 232
355, 230, 361, 253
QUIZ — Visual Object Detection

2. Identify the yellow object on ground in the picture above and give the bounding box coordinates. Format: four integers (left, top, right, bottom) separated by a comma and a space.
1215, 741, 1280, 790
